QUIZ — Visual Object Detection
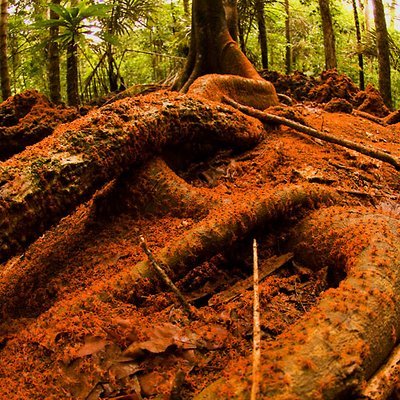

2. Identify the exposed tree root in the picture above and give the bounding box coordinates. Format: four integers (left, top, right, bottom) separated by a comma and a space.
223, 96, 400, 170
0, 90, 78, 160
91, 157, 214, 220
361, 343, 400, 400
104, 184, 336, 302
188, 74, 278, 110
0, 156, 213, 320
0, 92, 265, 262
196, 207, 400, 399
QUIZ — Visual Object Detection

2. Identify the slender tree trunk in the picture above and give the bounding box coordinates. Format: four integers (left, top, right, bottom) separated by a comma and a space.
48, 0, 61, 104
238, 17, 247, 55
389, 0, 396, 30
318, 0, 337, 70
364, 0, 371, 31
372, 0, 392, 108
183, 0, 190, 16
0, 0, 11, 101
285, 0, 291, 74
352, 0, 365, 90
107, 44, 118, 93
66, 39, 79, 106
255, 0, 268, 70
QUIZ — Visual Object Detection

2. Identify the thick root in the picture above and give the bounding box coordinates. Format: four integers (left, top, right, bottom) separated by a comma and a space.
0, 91, 265, 262
104, 184, 336, 302
196, 207, 400, 399
188, 74, 279, 110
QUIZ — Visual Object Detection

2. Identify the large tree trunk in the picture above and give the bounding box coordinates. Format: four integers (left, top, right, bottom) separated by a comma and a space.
173, 0, 265, 92
372, 0, 392, 109
66, 39, 79, 106
223, 0, 239, 42
0, 0, 11, 101
255, 0, 269, 70
0, 92, 264, 262
318, 0, 337, 70
48, 0, 61, 104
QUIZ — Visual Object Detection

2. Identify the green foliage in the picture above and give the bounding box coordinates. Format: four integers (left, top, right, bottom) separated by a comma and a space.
3, 0, 400, 107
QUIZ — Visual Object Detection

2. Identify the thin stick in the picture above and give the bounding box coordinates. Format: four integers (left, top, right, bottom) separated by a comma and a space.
222, 96, 400, 171
140, 236, 194, 319
251, 239, 261, 400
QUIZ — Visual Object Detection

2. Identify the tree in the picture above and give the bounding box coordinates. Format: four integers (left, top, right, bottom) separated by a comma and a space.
285, 0, 291, 74
318, 0, 337, 70
372, 0, 392, 108
40, 1, 110, 106
352, 0, 364, 90
172, 0, 277, 108
0, 0, 11, 100
255, 0, 268, 70
48, 0, 62, 103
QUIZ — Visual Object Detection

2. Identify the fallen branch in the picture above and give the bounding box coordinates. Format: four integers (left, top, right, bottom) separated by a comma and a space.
140, 236, 195, 319
251, 239, 261, 400
353, 110, 386, 126
223, 96, 400, 171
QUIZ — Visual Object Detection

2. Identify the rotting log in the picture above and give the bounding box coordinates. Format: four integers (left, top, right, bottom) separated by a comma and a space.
0, 91, 265, 263
195, 207, 400, 399
104, 184, 336, 303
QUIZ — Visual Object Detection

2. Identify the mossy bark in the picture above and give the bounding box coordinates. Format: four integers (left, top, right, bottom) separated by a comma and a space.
0, 92, 264, 262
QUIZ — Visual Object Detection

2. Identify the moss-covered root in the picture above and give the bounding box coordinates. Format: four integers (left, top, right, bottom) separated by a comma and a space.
0, 91, 265, 263
196, 207, 400, 400
92, 157, 215, 219
107, 184, 336, 302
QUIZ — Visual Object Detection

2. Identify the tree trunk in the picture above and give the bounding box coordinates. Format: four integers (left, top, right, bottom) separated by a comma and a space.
223, 0, 239, 42
318, 0, 337, 70
238, 17, 247, 55
255, 0, 268, 70
48, 0, 61, 104
196, 208, 400, 399
0, 0, 11, 101
173, 0, 265, 92
66, 39, 79, 106
107, 44, 118, 93
183, 0, 190, 16
372, 0, 392, 109
0, 92, 265, 262
285, 0, 291, 74
352, 0, 365, 90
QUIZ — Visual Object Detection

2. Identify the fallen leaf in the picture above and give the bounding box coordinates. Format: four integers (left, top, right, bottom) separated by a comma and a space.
75, 336, 108, 358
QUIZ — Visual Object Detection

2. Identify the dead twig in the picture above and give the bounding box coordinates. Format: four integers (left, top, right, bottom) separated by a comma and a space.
140, 236, 195, 319
222, 96, 400, 171
251, 239, 261, 400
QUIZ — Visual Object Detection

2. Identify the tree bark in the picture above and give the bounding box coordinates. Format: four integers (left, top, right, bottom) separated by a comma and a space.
0, 92, 264, 262
352, 0, 365, 90
196, 208, 400, 399
173, 0, 265, 92
66, 40, 79, 106
223, 0, 239, 42
285, 0, 292, 74
318, 0, 337, 70
48, 0, 61, 104
0, 0, 11, 101
372, 0, 392, 109
255, 0, 268, 70
183, 0, 190, 16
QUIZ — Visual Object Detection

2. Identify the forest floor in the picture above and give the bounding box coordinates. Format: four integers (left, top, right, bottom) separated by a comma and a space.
0, 72, 400, 399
